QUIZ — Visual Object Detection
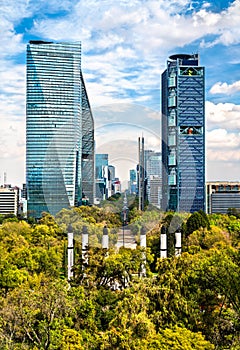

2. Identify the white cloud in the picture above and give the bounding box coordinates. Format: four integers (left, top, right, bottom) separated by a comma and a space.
0, 21, 24, 58
0, 0, 240, 185
0, 47, 26, 185
206, 127, 240, 181
28, 1, 212, 55
206, 101, 240, 131
0, 63, 25, 95
1, 1, 30, 22
27, 0, 240, 112
205, 100, 240, 179
200, 0, 240, 47
193, 8, 221, 27
0, 1, 31, 58
210, 81, 240, 95
207, 148, 240, 163
207, 129, 240, 150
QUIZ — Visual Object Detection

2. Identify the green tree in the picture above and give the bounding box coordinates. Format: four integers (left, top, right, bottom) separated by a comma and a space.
185, 211, 209, 237
72, 247, 153, 290
0, 281, 71, 349
60, 328, 84, 350
155, 326, 214, 350
99, 291, 156, 350
187, 225, 228, 249
227, 208, 240, 219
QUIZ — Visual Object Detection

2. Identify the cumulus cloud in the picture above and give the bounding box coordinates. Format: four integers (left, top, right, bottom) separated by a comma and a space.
207, 128, 240, 149
206, 127, 240, 180
30, 0, 240, 53
207, 148, 240, 163
206, 101, 240, 130
0, 0, 240, 184
26, 0, 240, 111
210, 81, 240, 95
205, 100, 240, 178
199, 1, 240, 47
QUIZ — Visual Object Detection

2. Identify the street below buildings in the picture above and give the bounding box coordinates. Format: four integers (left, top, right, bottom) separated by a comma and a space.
116, 226, 137, 249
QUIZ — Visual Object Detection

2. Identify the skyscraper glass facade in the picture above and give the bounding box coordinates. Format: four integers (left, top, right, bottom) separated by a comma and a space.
81, 71, 95, 204
161, 54, 205, 213
144, 150, 162, 208
26, 41, 94, 218
95, 154, 108, 200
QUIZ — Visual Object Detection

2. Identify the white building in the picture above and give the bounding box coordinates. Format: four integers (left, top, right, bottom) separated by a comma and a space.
0, 185, 19, 216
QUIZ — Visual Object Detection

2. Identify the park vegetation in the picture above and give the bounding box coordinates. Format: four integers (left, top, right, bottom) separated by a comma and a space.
0, 199, 240, 349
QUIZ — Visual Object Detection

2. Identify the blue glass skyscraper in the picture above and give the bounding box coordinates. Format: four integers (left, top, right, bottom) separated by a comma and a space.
26, 41, 94, 218
161, 54, 205, 213
95, 154, 109, 200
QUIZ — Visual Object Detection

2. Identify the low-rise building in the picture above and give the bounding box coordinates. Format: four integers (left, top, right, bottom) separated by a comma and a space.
0, 185, 19, 216
206, 181, 240, 214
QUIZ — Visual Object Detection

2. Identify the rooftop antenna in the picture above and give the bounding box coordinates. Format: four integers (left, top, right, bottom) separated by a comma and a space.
4, 172, 7, 185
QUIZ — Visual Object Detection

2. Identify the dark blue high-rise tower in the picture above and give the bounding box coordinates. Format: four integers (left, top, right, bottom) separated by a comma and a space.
161, 54, 205, 213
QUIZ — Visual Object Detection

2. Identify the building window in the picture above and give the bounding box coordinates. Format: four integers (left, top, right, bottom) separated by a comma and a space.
180, 126, 202, 135
168, 76, 176, 87
168, 110, 176, 126
168, 169, 176, 185
169, 151, 176, 166
179, 67, 203, 76
168, 133, 176, 146
168, 95, 176, 107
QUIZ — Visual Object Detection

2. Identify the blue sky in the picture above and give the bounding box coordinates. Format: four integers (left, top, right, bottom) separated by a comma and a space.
0, 0, 240, 186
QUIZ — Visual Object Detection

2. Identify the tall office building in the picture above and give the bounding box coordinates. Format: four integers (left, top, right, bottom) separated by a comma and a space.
129, 169, 137, 194
145, 150, 161, 177
138, 136, 146, 211
161, 54, 205, 213
95, 154, 109, 201
81, 72, 95, 204
26, 41, 94, 218
144, 150, 162, 208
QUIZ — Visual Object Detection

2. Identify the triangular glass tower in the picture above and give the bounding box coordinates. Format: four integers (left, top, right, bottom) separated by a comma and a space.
26, 41, 94, 218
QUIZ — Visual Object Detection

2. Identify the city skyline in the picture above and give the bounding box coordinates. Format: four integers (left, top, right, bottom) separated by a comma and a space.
1, 0, 240, 187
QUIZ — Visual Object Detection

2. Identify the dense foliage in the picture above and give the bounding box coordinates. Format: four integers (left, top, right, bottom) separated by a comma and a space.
0, 206, 239, 349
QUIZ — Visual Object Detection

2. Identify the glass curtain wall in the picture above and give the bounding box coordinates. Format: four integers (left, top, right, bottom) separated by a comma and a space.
26, 41, 82, 218
161, 54, 205, 213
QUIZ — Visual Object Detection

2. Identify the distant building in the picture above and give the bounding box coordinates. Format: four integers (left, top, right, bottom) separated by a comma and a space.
95, 154, 109, 201
112, 179, 121, 194
95, 155, 120, 201
19, 183, 28, 217
129, 169, 137, 194
26, 41, 94, 218
144, 150, 161, 208
145, 150, 161, 176
108, 165, 116, 181
161, 53, 205, 213
148, 175, 162, 208
108, 165, 116, 197
0, 185, 19, 216
21, 183, 27, 200
207, 182, 240, 214
137, 136, 146, 210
